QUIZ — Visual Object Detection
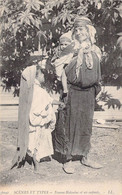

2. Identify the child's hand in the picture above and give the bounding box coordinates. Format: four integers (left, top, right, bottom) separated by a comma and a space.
62, 93, 68, 104
62, 92, 67, 99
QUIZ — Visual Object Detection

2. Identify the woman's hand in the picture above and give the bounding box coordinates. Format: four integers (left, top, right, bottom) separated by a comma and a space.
59, 102, 65, 109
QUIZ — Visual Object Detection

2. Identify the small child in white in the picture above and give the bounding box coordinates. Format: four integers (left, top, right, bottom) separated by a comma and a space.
28, 65, 65, 171
53, 31, 74, 94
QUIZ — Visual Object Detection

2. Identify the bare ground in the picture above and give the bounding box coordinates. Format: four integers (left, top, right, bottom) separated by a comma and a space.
0, 121, 122, 194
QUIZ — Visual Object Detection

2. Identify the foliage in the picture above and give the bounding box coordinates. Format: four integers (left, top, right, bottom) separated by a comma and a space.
0, 0, 122, 93
95, 90, 122, 110
105, 98, 121, 109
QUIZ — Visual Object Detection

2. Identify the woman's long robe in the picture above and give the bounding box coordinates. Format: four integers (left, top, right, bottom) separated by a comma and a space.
54, 52, 101, 161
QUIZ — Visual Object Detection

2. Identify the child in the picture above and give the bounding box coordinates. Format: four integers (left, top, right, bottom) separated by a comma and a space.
28, 65, 65, 171
53, 31, 75, 97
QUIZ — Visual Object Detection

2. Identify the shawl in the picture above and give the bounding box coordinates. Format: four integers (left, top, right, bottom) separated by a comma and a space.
65, 51, 101, 88
12, 65, 36, 167
72, 16, 101, 77
74, 40, 101, 77
59, 31, 72, 44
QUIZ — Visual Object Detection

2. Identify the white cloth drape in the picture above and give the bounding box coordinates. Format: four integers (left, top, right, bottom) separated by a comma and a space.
28, 79, 56, 161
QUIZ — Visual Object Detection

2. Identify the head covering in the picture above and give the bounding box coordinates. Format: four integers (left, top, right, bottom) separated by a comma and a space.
74, 16, 96, 44
37, 59, 47, 69
59, 31, 72, 44
30, 51, 47, 64
87, 25, 96, 44
74, 16, 92, 28
22, 65, 36, 88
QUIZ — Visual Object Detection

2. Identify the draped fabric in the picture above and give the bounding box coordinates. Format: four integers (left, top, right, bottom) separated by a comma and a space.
53, 39, 101, 82
54, 53, 74, 80
76, 47, 93, 77
74, 40, 101, 78
12, 65, 36, 167
54, 52, 101, 161
28, 79, 56, 162
53, 42, 75, 80
65, 52, 101, 88
28, 127, 54, 162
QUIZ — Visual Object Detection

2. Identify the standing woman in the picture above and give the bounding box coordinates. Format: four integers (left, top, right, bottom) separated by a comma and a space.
54, 16, 102, 174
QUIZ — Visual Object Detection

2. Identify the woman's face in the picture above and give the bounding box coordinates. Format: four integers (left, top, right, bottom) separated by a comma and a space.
74, 26, 89, 43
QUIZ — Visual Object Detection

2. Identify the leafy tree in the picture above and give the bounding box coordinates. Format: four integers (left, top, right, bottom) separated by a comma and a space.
0, 0, 122, 95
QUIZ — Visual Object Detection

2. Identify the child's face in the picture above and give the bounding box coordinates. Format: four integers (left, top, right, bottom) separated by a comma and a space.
60, 41, 70, 51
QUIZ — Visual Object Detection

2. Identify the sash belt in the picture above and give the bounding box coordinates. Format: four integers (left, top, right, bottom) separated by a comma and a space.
70, 84, 95, 91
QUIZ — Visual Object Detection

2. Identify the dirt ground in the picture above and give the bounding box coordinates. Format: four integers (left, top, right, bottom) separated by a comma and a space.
0, 121, 122, 194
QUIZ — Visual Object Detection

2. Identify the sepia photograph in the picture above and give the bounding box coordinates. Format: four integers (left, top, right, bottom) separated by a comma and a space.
0, 0, 122, 194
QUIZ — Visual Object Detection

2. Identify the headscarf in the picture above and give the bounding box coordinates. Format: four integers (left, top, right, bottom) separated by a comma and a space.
22, 65, 36, 88
74, 16, 92, 28
59, 31, 72, 44
73, 16, 96, 44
